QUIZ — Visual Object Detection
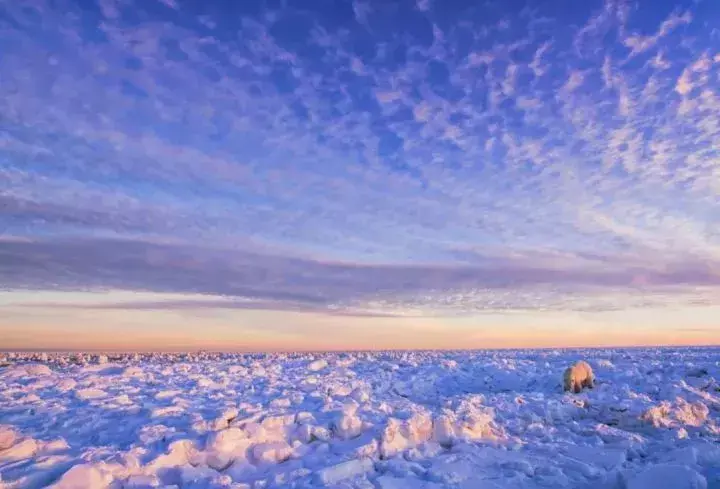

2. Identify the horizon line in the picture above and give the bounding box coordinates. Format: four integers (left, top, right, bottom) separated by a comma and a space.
3, 343, 720, 354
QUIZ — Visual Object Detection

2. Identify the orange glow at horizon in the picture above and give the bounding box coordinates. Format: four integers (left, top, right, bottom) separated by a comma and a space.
1, 291, 718, 351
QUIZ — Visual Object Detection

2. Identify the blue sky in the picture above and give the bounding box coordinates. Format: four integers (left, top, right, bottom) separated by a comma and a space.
1, 0, 719, 349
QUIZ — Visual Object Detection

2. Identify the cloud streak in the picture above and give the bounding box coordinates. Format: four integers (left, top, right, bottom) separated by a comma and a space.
1, 236, 718, 315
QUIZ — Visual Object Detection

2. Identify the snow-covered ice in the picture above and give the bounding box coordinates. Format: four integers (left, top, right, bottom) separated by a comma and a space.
0, 348, 718, 488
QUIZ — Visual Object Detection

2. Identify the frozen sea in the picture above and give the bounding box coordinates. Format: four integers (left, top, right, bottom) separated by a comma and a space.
1, 348, 718, 489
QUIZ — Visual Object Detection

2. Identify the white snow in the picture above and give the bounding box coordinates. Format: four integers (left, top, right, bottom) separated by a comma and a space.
1, 348, 719, 488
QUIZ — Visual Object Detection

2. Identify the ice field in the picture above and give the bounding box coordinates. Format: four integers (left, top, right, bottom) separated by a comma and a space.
1, 348, 719, 488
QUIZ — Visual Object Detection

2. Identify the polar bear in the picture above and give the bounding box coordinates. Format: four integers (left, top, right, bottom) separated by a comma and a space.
563, 361, 595, 393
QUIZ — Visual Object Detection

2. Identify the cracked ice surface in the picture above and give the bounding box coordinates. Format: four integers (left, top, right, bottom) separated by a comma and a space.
1, 348, 719, 488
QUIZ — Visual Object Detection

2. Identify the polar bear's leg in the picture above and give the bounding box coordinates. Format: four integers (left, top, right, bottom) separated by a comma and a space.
583, 369, 595, 389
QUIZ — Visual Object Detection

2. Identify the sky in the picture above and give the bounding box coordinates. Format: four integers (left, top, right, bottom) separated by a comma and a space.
1, 0, 719, 351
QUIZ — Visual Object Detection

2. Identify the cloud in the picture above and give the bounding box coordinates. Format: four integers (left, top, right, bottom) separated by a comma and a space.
0, 0, 718, 319
529, 41, 552, 77
622, 10, 692, 59
562, 70, 585, 94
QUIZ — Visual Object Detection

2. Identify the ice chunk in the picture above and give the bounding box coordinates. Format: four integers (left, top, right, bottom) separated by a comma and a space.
624, 465, 707, 489
122, 366, 144, 377
674, 401, 709, 427
179, 466, 222, 485
251, 441, 293, 464
45, 438, 71, 453
24, 363, 52, 376
269, 397, 292, 408
331, 384, 354, 397
332, 412, 363, 440
211, 407, 239, 430
75, 388, 107, 400
308, 359, 328, 372
316, 458, 374, 485
377, 475, 416, 489
455, 410, 504, 443
0, 425, 18, 450
56, 379, 77, 392
228, 365, 248, 376
151, 406, 185, 418
261, 414, 295, 431
205, 427, 253, 469
405, 413, 433, 444
50, 464, 109, 489
350, 388, 370, 403
566, 446, 627, 471
661, 447, 698, 465
377, 475, 443, 489
207, 427, 248, 452
113, 394, 134, 405
312, 426, 332, 442
155, 390, 181, 400
123, 474, 161, 488
457, 479, 505, 489
0, 438, 38, 461
432, 415, 455, 448
147, 439, 197, 470
296, 412, 316, 425
642, 400, 709, 428
295, 424, 314, 444
351, 435, 379, 459
380, 414, 433, 459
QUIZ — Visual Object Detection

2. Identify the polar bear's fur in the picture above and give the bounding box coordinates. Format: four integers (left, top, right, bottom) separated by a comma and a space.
563, 361, 594, 393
